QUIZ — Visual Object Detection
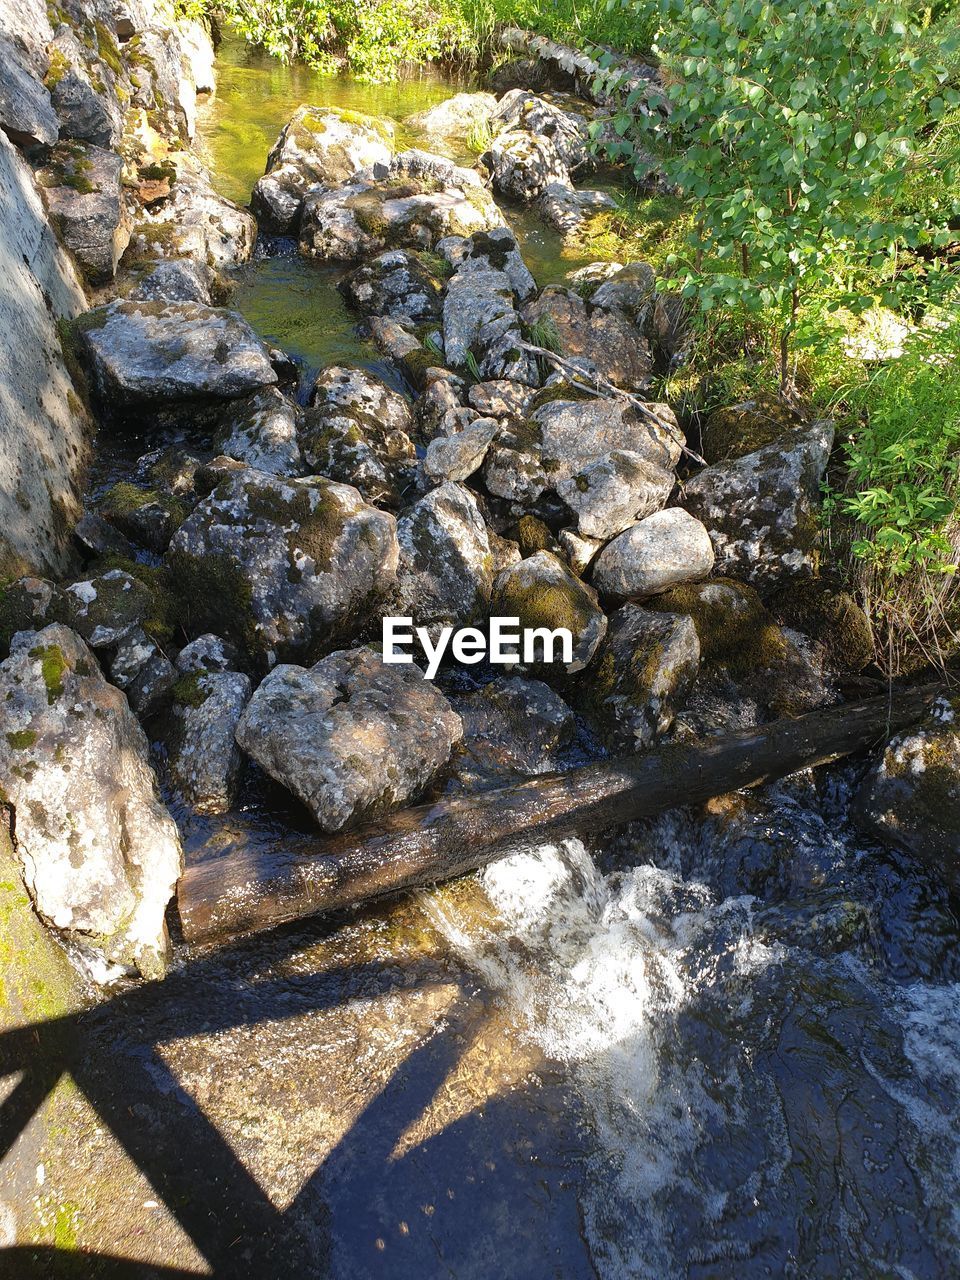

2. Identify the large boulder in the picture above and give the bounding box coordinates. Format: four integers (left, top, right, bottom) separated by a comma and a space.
166, 659, 251, 815
339, 249, 444, 323
40, 143, 131, 285
393, 482, 494, 628
166, 465, 398, 668
0, 625, 182, 979
490, 89, 590, 169
450, 675, 575, 791
438, 227, 536, 301
521, 286, 653, 391
252, 105, 395, 233
537, 182, 616, 235
0, 30, 58, 147
583, 604, 700, 751
681, 422, 835, 591
592, 508, 716, 599
46, 26, 124, 147
131, 157, 256, 268
77, 300, 278, 407
481, 129, 569, 202
299, 152, 505, 263
855, 704, 960, 890
490, 550, 607, 674
213, 387, 303, 477
406, 92, 498, 143
236, 645, 463, 832
299, 366, 415, 507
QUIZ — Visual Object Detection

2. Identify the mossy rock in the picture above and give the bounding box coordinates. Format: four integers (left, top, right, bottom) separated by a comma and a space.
516, 515, 558, 557
646, 579, 789, 676
767, 579, 875, 673
700, 392, 800, 465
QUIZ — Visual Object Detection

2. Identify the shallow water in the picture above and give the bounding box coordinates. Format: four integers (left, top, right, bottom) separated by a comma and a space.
57, 38, 960, 1279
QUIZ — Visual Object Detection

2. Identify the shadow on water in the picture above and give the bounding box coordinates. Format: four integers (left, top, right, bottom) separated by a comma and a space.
0, 912, 594, 1279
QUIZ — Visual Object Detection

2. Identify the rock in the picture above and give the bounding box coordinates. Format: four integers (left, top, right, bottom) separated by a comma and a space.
436, 227, 536, 301
393, 482, 494, 628
73, 511, 135, 559
236, 645, 462, 833
252, 105, 395, 233
339, 248, 444, 323
97, 481, 191, 553
39, 143, 131, 286
128, 258, 218, 305
553, 447, 674, 543
299, 154, 505, 263
767, 579, 874, 673
300, 366, 415, 507
468, 379, 532, 417
214, 387, 303, 477
166, 465, 398, 668
681, 422, 835, 591
592, 509, 716, 599
108, 625, 176, 716
406, 92, 498, 141
46, 27, 123, 147
516, 513, 559, 556
166, 665, 251, 814
78, 300, 278, 407
537, 182, 616, 235
423, 417, 499, 484
443, 266, 536, 384
126, 28, 197, 139
450, 675, 575, 790
488, 527, 523, 572
651, 291, 692, 369
0, 31, 58, 147
176, 633, 239, 674
0, 624, 182, 978
0, 576, 65, 655
415, 373, 471, 440
178, 17, 216, 95
559, 527, 602, 576
481, 129, 569, 202
490, 550, 607, 674
855, 703, 960, 887
521, 287, 653, 391
700, 393, 800, 465
584, 604, 700, 751
490, 89, 590, 169
589, 261, 657, 325
132, 159, 256, 268
60, 569, 153, 647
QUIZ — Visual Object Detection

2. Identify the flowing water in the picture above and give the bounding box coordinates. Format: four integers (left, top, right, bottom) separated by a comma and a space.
104, 41, 960, 1277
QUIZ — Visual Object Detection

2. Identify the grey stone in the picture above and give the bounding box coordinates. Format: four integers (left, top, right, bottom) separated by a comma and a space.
214, 387, 303, 477
423, 417, 499, 484
236, 645, 462, 832
521, 286, 653, 391
490, 89, 590, 169
47, 28, 124, 147
592, 508, 716, 599
60, 570, 152, 647
340, 249, 443, 323
129, 259, 217, 305
0, 31, 58, 147
406, 92, 498, 141
450, 675, 575, 790
490, 550, 607, 674
167, 668, 251, 814
482, 129, 569, 202
537, 182, 616, 235
393, 481, 493, 628
436, 227, 536, 301
176, 633, 239, 674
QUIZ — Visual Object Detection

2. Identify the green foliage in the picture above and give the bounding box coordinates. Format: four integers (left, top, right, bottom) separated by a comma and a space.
598, 0, 956, 382
458, 0, 657, 57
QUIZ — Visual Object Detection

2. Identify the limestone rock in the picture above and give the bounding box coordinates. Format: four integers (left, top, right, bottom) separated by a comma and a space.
491, 550, 607, 674
129, 259, 218, 305
132, 159, 256, 268
423, 417, 499, 484
0, 624, 182, 979
393, 482, 494, 628
176, 633, 239, 674
584, 604, 700, 750
592, 509, 716, 599
406, 92, 498, 141
339, 248, 444, 323
107, 626, 176, 717
40, 143, 131, 285
167, 465, 398, 667
468, 379, 532, 417
490, 89, 590, 169
537, 182, 616, 235
443, 267, 537, 384
521, 286, 653, 391
78, 300, 278, 407
252, 105, 395, 233
0, 31, 58, 147
46, 27, 124, 147
167, 664, 251, 814
481, 129, 569, 202
700, 394, 800, 465
768, 578, 874, 673
214, 387, 303, 477
236, 645, 462, 832
681, 422, 835, 591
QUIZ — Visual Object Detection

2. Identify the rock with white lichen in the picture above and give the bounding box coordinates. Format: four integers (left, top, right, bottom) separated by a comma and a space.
236, 645, 462, 833
592, 509, 716, 600
166, 659, 252, 815
0, 624, 183, 980
393, 482, 494, 629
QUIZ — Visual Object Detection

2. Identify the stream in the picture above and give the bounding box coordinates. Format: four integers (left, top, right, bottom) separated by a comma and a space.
61, 39, 960, 1279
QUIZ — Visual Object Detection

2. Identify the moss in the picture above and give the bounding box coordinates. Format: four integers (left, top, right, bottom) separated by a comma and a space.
28, 644, 69, 704
345, 189, 389, 239
400, 346, 438, 391
768, 578, 875, 672
416, 249, 453, 280
43, 46, 70, 90
6, 730, 38, 750
165, 548, 256, 655
494, 573, 592, 637
646, 579, 788, 676
516, 515, 555, 556
85, 556, 179, 646
700, 392, 798, 465
528, 381, 594, 412
94, 20, 123, 75
171, 671, 210, 709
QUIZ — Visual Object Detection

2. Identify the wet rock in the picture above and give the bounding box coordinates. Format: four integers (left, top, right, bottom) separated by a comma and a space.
299, 154, 505, 263
856, 703, 960, 887
252, 105, 394, 233
60, 569, 152, 647
214, 387, 303, 477
40, 143, 131, 285
108, 626, 176, 717
592, 509, 716, 599
166, 662, 251, 814
166, 465, 398, 668
340, 248, 444, 323
491, 550, 607, 674
450, 675, 575, 790
681, 422, 835, 591
0, 576, 65, 655
236, 645, 462, 833
97, 481, 191, 553
521, 286, 653, 391
393, 482, 494, 628
490, 88, 590, 169
0, 624, 182, 979
78, 300, 278, 407
537, 182, 616, 235
700, 393, 800, 465
468, 379, 532, 417
0, 31, 58, 147
405, 92, 498, 142
436, 227, 536, 301
300, 366, 415, 507
583, 604, 700, 751
767, 578, 874, 674
128, 259, 218, 305
423, 417, 499, 484
481, 129, 569, 202
46, 27, 123, 147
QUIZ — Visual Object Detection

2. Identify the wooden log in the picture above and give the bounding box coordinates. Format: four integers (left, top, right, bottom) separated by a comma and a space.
177, 684, 942, 946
